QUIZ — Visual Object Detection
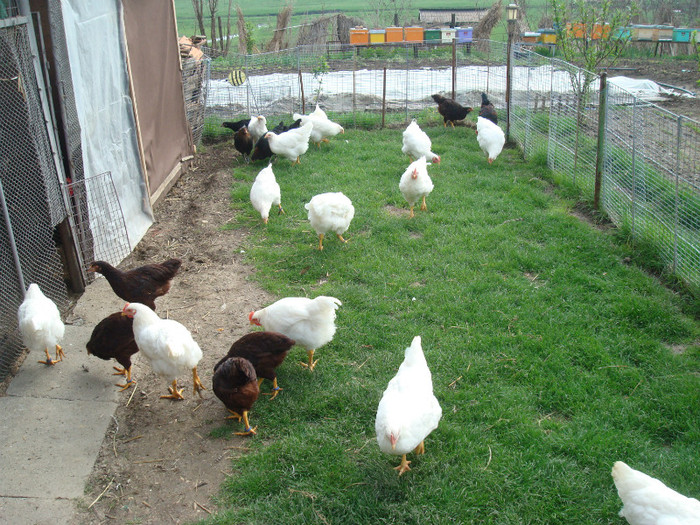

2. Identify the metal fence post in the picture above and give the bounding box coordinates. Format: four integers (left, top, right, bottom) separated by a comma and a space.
631, 96, 637, 237
594, 72, 608, 210
381, 67, 387, 129
673, 115, 682, 273
0, 178, 26, 296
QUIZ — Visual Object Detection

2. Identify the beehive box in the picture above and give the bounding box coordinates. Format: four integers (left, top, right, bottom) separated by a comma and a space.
522, 32, 540, 43
424, 28, 441, 42
672, 28, 693, 42
456, 27, 473, 43
567, 23, 585, 38
441, 27, 456, 43
591, 23, 610, 40
349, 27, 369, 45
385, 27, 404, 43
369, 29, 386, 44
656, 25, 674, 41
633, 25, 654, 41
538, 29, 556, 44
612, 27, 631, 41
404, 26, 424, 42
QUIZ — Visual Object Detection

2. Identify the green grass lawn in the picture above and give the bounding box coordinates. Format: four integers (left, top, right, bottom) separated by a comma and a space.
199, 124, 699, 524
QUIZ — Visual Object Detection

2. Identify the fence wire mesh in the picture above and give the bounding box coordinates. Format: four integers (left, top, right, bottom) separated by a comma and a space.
0, 18, 68, 382
64, 172, 131, 283
207, 41, 700, 289
182, 55, 211, 145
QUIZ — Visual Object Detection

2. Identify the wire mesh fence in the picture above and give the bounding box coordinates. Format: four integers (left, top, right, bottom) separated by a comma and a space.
182, 55, 211, 145
206, 41, 700, 289
0, 18, 69, 382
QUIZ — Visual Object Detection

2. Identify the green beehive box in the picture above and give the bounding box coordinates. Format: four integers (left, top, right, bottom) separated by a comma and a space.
424, 28, 441, 41
672, 28, 692, 42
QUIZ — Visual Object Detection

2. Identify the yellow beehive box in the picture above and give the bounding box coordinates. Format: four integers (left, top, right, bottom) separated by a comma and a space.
369, 29, 386, 44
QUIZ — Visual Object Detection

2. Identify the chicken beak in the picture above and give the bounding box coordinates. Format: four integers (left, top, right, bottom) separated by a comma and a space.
248, 311, 261, 326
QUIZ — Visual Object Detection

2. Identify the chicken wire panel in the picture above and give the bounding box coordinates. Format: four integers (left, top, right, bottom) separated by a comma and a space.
602, 83, 700, 286
1, 19, 66, 228
182, 56, 210, 145
546, 61, 600, 195
64, 172, 131, 283
47, 0, 84, 186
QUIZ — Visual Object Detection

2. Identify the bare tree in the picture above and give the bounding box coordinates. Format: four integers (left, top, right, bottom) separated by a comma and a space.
208, 0, 218, 50
266, 5, 293, 52
237, 6, 248, 54
191, 0, 206, 35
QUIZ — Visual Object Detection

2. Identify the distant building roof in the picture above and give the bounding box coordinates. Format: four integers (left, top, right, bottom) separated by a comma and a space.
419, 8, 489, 26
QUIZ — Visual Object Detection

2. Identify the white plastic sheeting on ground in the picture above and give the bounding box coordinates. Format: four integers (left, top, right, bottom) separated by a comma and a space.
207, 65, 599, 109
607, 76, 693, 101
61, 1, 153, 262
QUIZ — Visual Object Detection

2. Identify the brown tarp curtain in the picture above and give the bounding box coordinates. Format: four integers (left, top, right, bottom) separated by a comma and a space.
122, 0, 193, 200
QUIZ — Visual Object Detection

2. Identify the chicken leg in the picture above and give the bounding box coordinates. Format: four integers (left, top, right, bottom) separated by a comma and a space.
409, 206, 415, 218
414, 441, 425, 455
192, 366, 206, 397
394, 454, 412, 476
161, 379, 185, 400
227, 410, 257, 435
38, 344, 64, 365
420, 196, 428, 211
336, 233, 348, 244
262, 377, 282, 400
277, 204, 285, 215
113, 365, 135, 391
300, 349, 318, 371
318, 233, 325, 250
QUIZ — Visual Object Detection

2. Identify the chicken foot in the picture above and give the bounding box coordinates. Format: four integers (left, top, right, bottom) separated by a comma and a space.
409, 206, 415, 218
113, 366, 135, 391
336, 233, 348, 244
227, 410, 257, 436
38, 344, 64, 365
420, 196, 428, 211
317, 233, 325, 250
262, 377, 283, 400
161, 379, 185, 400
192, 366, 206, 397
299, 349, 319, 371
414, 441, 425, 455
394, 454, 412, 476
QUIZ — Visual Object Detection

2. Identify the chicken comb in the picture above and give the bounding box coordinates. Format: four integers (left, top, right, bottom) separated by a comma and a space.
248, 311, 255, 322
122, 302, 130, 313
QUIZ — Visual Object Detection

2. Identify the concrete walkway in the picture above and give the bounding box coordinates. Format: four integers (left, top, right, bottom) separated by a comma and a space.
0, 279, 119, 525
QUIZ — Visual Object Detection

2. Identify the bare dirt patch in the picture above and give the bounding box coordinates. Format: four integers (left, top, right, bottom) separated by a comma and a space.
69, 143, 273, 524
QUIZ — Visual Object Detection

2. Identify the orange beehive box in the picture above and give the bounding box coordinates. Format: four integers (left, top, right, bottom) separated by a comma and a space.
591, 23, 610, 40
567, 22, 586, 38
385, 27, 404, 42
349, 27, 369, 45
404, 26, 424, 42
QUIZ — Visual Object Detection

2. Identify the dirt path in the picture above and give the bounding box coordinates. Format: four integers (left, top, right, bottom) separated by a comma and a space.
70, 144, 272, 524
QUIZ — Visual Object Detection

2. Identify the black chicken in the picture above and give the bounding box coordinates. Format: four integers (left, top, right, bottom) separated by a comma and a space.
479, 93, 498, 125
250, 133, 273, 162
212, 356, 260, 435
88, 258, 182, 310
431, 93, 473, 128
86, 312, 139, 390
221, 118, 249, 133
215, 331, 296, 400
234, 126, 254, 161
271, 118, 302, 134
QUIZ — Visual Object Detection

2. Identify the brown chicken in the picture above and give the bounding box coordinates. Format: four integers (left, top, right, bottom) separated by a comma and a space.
234, 126, 254, 161
86, 312, 139, 390
212, 356, 260, 435
479, 92, 498, 125
431, 94, 473, 127
215, 331, 296, 400
89, 259, 181, 310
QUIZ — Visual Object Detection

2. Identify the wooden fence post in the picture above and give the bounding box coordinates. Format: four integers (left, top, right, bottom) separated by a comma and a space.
594, 72, 607, 210
451, 39, 456, 100
299, 70, 305, 115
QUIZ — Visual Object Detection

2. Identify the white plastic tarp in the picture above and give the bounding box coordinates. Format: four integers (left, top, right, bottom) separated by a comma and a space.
607, 76, 685, 100
60, 0, 153, 262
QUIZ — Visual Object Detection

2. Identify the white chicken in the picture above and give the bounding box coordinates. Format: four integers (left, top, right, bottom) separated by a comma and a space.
375, 336, 442, 476
399, 156, 434, 218
293, 104, 344, 147
249, 295, 342, 371
265, 121, 313, 164
305, 191, 355, 250
17, 283, 65, 365
476, 116, 505, 164
247, 115, 268, 143
402, 119, 440, 164
250, 162, 284, 224
122, 302, 205, 400
612, 461, 700, 525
